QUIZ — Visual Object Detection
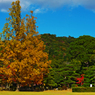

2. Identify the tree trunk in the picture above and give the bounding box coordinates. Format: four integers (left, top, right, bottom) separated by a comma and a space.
94, 76, 95, 87
16, 83, 20, 91
51, 86, 52, 90
5, 83, 8, 89
9, 83, 11, 90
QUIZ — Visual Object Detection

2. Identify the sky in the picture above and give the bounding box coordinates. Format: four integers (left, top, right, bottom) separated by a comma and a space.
0, 0, 95, 41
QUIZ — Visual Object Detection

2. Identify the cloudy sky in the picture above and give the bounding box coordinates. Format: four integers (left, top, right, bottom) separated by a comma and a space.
0, 0, 95, 41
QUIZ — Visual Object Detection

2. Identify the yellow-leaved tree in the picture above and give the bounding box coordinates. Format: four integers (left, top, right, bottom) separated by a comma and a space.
0, 0, 52, 91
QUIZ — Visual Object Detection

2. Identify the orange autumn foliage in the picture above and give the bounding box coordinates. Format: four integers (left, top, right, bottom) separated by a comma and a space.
0, 0, 52, 91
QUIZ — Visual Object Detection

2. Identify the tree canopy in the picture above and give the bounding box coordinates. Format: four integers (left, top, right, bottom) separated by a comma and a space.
66, 35, 95, 67
0, 0, 51, 91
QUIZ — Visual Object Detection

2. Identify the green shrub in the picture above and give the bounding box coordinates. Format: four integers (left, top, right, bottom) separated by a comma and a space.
46, 87, 49, 90
71, 84, 77, 87
82, 83, 90, 87
58, 87, 62, 90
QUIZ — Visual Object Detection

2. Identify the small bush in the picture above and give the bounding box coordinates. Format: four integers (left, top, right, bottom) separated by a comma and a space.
46, 87, 49, 90
71, 84, 77, 88
58, 87, 62, 90
82, 83, 90, 87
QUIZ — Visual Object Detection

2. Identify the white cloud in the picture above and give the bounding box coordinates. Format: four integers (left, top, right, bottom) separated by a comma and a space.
0, 0, 32, 13
0, 0, 95, 14
34, 9, 41, 14
71, 0, 95, 11
34, 8, 48, 14
1, 9, 8, 12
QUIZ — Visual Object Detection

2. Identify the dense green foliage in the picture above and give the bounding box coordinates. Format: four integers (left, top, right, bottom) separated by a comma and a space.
40, 34, 95, 88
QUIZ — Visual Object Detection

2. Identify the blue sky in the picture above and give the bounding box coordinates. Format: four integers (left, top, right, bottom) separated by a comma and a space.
0, 0, 95, 41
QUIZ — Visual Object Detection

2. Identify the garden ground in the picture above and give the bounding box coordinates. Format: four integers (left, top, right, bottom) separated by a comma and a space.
0, 89, 95, 95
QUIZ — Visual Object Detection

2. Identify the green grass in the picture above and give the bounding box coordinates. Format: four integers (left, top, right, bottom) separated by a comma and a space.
0, 89, 95, 95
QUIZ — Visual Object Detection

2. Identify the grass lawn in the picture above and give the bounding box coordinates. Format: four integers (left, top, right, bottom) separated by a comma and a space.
0, 89, 95, 95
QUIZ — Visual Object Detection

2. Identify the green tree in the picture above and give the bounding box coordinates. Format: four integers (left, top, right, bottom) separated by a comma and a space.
66, 35, 95, 68
43, 59, 64, 88
61, 59, 82, 88
82, 65, 95, 87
